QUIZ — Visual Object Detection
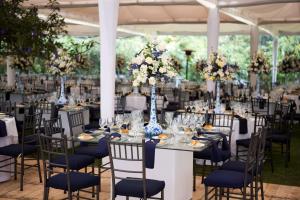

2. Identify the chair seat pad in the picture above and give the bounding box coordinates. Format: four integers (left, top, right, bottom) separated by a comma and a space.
46, 171, 99, 192
75, 145, 108, 159
115, 178, 165, 198
221, 160, 245, 172
204, 170, 252, 188
0, 144, 37, 157
236, 139, 250, 148
51, 154, 95, 170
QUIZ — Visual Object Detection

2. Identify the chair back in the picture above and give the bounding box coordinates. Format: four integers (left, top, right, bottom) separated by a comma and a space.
20, 111, 43, 150
67, 111, 85, 149
38, 133, 71, 192
0, 100, 15, 116
212, 112, 234, 146
42, 116, 64, 137
253, 113, 266, 134
256, 127, 268, 171
107, 139, 147, 199
244, 131, 260, 185
251, 97, 270, 115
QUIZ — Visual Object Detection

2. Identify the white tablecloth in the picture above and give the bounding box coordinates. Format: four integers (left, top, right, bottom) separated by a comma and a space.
0, 117, 18, 182
125, 95, 147, 111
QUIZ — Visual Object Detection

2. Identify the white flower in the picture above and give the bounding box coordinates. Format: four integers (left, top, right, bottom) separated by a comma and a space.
159, 67, 167, 73
157, 43, 166, 52
145, 57, 153, 64
148, 77, 156, 85
140, 64, 148, 72
133, 80, 139, 87
132, 69, 139, 76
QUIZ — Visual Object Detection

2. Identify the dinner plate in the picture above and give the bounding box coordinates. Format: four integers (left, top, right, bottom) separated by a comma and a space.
78, 134, 94, 141
188, 142, 205, 148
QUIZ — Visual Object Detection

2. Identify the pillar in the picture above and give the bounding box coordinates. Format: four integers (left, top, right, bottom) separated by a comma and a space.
250, 25, 259, 92
207, 7, 220, 93
272, 37, 278, 86
6, 56, 16, 88
98, 0, 119, 120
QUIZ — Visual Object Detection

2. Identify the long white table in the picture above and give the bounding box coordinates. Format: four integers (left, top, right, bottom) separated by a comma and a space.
0, 117, 18, 182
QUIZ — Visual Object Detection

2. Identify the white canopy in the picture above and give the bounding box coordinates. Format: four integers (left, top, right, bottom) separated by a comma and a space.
24, 0, 300, 36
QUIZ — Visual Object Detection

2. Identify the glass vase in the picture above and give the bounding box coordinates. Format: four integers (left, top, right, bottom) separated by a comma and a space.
214, 80, 221, 113
57, 76, 67, 105
145, 85, 162, 138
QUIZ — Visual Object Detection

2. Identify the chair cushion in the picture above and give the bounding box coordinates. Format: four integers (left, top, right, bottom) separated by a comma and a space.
51, 154, 95, 170
204, 170, 252, 188
24, 135, 38, 145
46, 171, 99, 192
0, 144, 37, 157
236, 139, 250, 148
75, 145, 108, 159
115, 178, 165, 198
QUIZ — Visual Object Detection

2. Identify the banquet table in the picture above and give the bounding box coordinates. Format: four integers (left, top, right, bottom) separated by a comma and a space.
0, 117, 18, 182
75, 131, 221, 200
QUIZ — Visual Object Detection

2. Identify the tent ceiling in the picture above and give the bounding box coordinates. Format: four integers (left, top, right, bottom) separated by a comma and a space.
24, 0, 300, 36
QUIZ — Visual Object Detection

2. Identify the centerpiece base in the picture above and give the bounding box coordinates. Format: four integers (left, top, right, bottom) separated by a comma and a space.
145, 122, 163, 138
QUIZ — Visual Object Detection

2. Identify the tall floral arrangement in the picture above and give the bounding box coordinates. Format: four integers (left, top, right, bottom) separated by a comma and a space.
278, 54, 300, 73
170, 56, 182, 73
129, 39, 177, 87
249, 52, 270, 74
47, 40, 95, 76
195, 59, 208, 73
203, 52, 234, 81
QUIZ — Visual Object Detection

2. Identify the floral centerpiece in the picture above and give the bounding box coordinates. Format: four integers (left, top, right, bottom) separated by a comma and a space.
116, 54, 126, 76
129, 39, 177, 138
203, 52, 236, 113
249, 52, 270, 74
170, 56, 182, 73
278, 54, 300, 73
47, 40, 94, 104
195, 59, 208, 73
249, 52, 270, 95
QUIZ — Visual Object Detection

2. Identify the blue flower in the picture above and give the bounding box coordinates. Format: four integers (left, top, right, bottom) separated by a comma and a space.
131, 63, 139, 69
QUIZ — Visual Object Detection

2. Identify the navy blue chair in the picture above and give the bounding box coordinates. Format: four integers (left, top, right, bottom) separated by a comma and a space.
193, 112, 233, 190
0, 112, 43, 191
38, 134, 100, 200
221, 128, 268, 199
67, 111, 110, 192
107, 139, 165, 200
204, 131, 260, 200
42, 117, 95, 171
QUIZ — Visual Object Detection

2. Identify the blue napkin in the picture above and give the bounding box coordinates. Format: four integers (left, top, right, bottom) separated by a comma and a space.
145, 139, 159, 169
234, 115, 248, 134
97, 132, 122, 156
0, 120, 7, 137
259, 99, 266, 109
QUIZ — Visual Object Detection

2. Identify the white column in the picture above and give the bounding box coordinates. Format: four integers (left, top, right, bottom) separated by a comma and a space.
272, 37, 278, 85
250, 25, 259, 91
98, 0, 119, 120
6, 56, 16, 88
206, 7, 220, 93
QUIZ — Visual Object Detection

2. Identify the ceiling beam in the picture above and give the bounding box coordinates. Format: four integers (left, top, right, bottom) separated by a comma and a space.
23, 1, 200, 9
219, 0, 300, 8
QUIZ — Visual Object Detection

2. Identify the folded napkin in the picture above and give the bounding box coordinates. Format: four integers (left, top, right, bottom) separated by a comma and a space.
259, 99, 266, 109
145, 140, 159, 169
97, 132, 122, 155
234, 115, 248, 134
0, 120, 7, 137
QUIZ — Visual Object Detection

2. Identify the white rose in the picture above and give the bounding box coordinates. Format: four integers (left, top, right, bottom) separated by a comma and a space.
133, 80, 139, 87
145, 57, 153, 64
159, 67, 167, 73
158, 43, 166, 51
148, 77, 156, 85
140, 64, 148, 72
132, 69, 139, 76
